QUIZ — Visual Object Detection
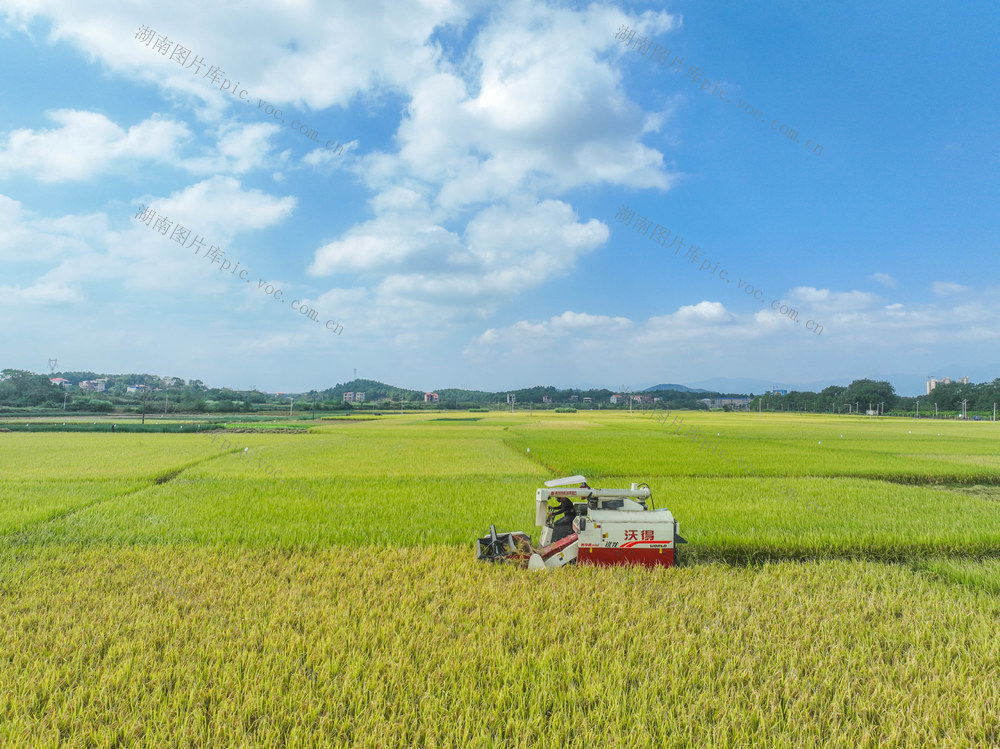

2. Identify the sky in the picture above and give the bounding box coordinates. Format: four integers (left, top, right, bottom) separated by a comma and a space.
1, 0, 997, 397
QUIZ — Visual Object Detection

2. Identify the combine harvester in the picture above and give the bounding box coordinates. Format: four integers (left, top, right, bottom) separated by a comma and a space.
476, 475, 686, 570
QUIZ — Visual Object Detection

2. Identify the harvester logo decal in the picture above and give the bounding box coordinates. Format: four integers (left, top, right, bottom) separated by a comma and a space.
624, 530, 655, 541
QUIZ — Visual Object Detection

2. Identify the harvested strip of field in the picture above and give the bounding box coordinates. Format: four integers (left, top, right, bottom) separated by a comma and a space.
2, 546, 1000, 747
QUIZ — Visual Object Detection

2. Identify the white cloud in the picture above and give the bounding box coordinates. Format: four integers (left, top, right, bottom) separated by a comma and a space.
299, 2, 680, 329
0, 279, 84, 305
0, 178, 296, 309
0, 110, 190, 182
787, 287, 881, 312
373, 3, 680, 212
931, 281, 969, 297
0, 195, 105, 261
2, 1, 683, 337
0, 0, 470, 111
869, 272, 896, 288
181, 122, 284, 175
464, 309, 633, 357
311, 197, 607, 326
138, 175, 296, 238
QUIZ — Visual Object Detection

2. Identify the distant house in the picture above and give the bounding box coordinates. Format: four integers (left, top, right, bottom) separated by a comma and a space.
355, 392, 365, 402
582, 397, 592, 404
506, 394, 516, 404
79, 379, 107, 393
343, 392, 355, 402
126, 385, 148, 393
542, 396, 552, 404
710, 397, 751, 409
568, 395, 579, 402
50, 378, 72, 388
610, 394, 623, 404
424, 392, 439, 403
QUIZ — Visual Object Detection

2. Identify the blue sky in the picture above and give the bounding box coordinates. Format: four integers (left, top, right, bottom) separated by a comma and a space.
1, 0, 997, 396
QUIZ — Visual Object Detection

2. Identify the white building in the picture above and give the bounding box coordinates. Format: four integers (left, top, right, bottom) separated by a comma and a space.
927, 376, 969, 395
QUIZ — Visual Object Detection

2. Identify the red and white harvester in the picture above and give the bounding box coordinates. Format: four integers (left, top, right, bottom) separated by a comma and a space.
476, 475, 686, 569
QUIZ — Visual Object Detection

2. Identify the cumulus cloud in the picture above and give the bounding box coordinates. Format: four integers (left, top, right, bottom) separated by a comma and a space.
0, 0, 469, 111
373, 2, 680, 211
137, 175, 296, 238
3, 1, 684, 333
0, 110, 190, 182
0, 178, 296, 306
311, 197, 607, 325
299, 2, 681, 327
0, 195, 105, 261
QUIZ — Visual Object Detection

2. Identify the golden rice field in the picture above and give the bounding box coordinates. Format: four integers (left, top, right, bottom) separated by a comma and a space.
2, 411, 1000, 747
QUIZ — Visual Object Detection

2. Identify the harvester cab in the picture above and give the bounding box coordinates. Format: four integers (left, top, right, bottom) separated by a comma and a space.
476, 475, 686, 570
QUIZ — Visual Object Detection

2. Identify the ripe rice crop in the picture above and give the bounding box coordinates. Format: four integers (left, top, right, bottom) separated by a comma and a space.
3, 546, 1000, 747
3, 410, 1000, 746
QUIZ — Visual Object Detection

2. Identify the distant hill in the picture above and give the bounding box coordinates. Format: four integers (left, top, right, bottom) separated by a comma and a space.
642, 383, 710, 393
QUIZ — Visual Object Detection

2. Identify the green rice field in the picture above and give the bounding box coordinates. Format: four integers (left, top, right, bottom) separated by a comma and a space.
3, 411, 1000, 747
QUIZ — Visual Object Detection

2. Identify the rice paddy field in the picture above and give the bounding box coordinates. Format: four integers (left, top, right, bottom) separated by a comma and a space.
3, 410, 1000, 747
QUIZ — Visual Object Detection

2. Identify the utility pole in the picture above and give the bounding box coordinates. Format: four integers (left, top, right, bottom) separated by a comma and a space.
289, 397, 293, 416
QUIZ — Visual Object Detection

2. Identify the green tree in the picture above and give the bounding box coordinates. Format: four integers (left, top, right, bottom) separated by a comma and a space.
0, 369, 63, 407
842, 379, 897, 412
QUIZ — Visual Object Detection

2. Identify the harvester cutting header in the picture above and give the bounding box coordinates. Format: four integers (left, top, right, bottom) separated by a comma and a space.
476, 476, 686, 570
